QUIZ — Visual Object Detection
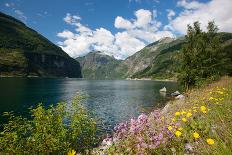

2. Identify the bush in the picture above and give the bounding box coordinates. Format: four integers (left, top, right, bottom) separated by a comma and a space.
0, 95, 97, 154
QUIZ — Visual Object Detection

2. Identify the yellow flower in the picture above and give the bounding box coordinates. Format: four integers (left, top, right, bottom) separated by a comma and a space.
68, 150, 76, 155
182, 117, 187, 122
186, 112, 192, 118
175, 130, 182, 137
206, 138, 215, 145
178, 127, 183, 131
181, 111, 187, 115
168, 126, 173, 131
172, 118, 176, 122
193, 109, 197, 112
200, 106, 207, 111
209, 97, 214, 100
202, 110, 207, 114
175, 112, 181, 116
193, 132, 200, 139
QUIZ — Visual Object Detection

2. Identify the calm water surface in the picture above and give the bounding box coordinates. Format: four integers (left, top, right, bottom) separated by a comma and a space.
0, 78, 178, 134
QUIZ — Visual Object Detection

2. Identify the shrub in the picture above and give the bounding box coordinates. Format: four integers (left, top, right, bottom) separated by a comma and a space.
0, 95, 97, 154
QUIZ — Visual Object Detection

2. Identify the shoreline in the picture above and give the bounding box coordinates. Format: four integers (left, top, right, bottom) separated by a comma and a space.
126, 77, 177, 82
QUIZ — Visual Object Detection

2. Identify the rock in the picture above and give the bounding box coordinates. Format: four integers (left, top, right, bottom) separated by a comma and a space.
171, 91, 181, 96
185, 143, 194, 154
176, 94, 185, 100
160, 92, 166, 97
160, 87, 167, 92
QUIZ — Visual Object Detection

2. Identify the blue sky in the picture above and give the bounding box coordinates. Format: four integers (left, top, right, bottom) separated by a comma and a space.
1, 0, 232, 59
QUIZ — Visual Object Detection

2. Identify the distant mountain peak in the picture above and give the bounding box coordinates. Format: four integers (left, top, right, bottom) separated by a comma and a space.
158, 37, 175, 44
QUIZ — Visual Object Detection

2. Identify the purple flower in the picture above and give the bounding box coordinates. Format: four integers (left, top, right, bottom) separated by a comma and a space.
138, 113, 148, 124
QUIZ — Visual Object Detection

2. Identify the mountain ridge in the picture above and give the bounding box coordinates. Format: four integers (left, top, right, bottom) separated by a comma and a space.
0, 12, 82, 78
77, 33, 232, 80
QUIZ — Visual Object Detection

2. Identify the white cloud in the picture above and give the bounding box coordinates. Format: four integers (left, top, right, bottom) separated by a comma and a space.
4, 2, 27, 22
115, 16, 133, 29
5, 2, 14, 8
57, 30, 75, 39
177, 0, 203, 10
166, 9, 175, 21
64, 13, 81, 25
167, 0, 232, 34
115, 32, 145, 57
5, 3, 10, 7
134, 9, 152, 28
14, 10, 27, 21
58, 10, 175, 59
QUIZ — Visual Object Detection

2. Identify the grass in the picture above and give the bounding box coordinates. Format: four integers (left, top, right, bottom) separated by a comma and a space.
163, 76, 232, 154
95, 76, 232, 154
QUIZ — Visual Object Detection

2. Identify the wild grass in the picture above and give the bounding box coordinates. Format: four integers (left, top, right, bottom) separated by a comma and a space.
95, 76, 232, 154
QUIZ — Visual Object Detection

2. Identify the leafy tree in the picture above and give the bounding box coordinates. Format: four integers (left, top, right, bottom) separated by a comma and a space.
0, 95, 97, 154
178, 21, 226, 90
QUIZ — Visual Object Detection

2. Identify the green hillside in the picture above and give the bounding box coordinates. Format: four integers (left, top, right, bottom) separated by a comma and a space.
0, 12, 82, 77
76, 51, 125, 79
76, 33, 232, 80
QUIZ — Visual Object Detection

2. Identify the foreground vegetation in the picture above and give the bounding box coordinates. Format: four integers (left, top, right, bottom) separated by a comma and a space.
95, 77, 232, 154
0, 95, 97, 154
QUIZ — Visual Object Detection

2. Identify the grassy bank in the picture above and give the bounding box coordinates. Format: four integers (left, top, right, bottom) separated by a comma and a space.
96, 76, 232, 154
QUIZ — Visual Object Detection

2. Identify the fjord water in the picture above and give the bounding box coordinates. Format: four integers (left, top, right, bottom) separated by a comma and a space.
0, 78, 177, 134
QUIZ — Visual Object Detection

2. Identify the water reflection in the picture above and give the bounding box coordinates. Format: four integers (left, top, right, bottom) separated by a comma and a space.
0, 78, 178, 133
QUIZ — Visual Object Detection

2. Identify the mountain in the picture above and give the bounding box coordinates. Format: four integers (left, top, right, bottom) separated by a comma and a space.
0, 12, 82, 78
76, 51, 125, 79
77, 32, 232, 80
121, 37, 185, 79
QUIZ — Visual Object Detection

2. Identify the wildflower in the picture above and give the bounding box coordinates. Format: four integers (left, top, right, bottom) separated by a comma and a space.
178, 127, 183, 131
168, 126, 173, 131
206, 138, 215, 145
175, 130, 182, 137
186, 112, 192, 118
162, 116, 165, 120
202, 110, 207, 114
209, 97, 214, 100
181, 111, 187, 115
68, 150, 76, 155
182, 117, 187, 122
193, 132, 200, 139
172, 118, 176, 122
175, 112, 181, 116
200, 106, 207, 111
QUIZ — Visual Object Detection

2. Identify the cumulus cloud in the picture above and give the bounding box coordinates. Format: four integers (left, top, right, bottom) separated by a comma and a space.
58, 10, 175, 59
177, 0, 203, 10
167, 0, 232, 34
115, 16, 133, 29
166, 9, 175, 21
134, 9, 152, 28
57, 30, 75, 39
